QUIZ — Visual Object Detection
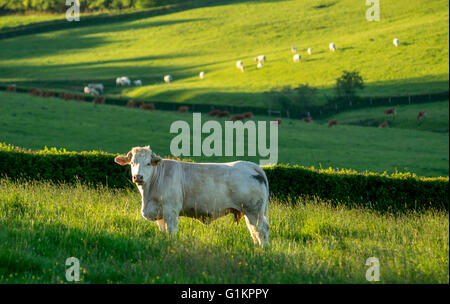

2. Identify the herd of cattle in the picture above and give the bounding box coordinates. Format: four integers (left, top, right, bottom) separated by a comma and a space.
5, 37, 424, 128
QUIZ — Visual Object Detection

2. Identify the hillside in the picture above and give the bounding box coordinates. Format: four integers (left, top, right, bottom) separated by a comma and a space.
0, 0, 448, 109
0, 91, 448, 177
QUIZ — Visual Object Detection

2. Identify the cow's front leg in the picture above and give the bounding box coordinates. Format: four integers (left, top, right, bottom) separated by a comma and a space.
155, 219, 167, 232
163, 208, 179, 236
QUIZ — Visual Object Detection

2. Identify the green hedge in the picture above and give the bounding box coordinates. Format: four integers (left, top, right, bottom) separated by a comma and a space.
0, 143, 448, 212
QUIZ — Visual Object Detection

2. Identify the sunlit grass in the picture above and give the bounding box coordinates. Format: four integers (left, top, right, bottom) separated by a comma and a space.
0, 178, 447, 283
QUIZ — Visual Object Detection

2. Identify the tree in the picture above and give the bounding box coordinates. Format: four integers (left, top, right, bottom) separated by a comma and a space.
335, 70, 364, 101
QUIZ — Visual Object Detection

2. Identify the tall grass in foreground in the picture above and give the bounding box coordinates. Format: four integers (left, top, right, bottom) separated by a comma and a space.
0, 179, 448, 284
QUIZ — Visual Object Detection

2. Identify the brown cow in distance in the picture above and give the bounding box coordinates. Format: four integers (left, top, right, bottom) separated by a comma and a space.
6, 85, 16, 92
217, 111, 230, 118
208, 109, 220, 117
140, 103, 155, 111
93, 96, 106, 104
231, 114, 245, 121
273, 118, 282, 125
302, 117, 312, 123
384, 107, 396, 117
378, 121, 389, 128
242, 112, 253, 119
178, 106, 189, 113
417, 110, 426, 120
328, 119, 338, 127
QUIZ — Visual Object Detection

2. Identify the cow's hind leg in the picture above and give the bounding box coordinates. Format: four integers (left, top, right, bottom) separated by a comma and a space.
243, 203, 269, 247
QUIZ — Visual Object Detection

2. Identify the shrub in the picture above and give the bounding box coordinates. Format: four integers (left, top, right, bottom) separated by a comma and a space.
0, 143, 448, 212
335, 70, 364, 101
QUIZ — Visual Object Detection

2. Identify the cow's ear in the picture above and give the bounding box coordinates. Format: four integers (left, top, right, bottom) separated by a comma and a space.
151, 153, 161, 166
115, 152, 132, 166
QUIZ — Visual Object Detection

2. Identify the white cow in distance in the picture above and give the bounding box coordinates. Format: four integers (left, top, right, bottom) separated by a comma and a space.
134, 80, 142, 86
116, 76, 131, 86
114, 146, 270, 246
329, 42, 336, 52
88, 83, 104, 93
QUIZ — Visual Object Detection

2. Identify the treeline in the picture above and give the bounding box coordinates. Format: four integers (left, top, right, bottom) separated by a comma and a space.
0, 0, 189, 13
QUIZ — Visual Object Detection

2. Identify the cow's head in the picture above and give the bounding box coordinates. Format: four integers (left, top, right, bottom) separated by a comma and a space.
114, 146, 162, 186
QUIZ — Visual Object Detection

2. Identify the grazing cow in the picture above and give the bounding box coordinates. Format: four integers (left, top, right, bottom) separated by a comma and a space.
236, 60, 245, 72
384, 107, 396, 117
88, 83, 104, 93
199, 71, 205, 79
76, 94, 84, 101
257, 62, 263, 69
273, 118, 282, 125
114, 146, 270, 246
84, 86, 99, 96
417, 110, 426, 120
254, 55, 266, 63
232, 114, 245, 121
293, 54, 301, 63
329, 43, 336, 52
328, 119, 338, 127
42, 91, 55, 97
127, 100, 137, 108
63, 92, 74, 101
140, 103, 155, 111
217, 110, 230, 118
208, 109, 220, 117
242, 112, 253, 119
393, 38, 399, 47
302, 117, 312, 123
116, 77, 131, 86
378, 121, 389, 128
307, 48, 312, 55
164, 75, 172, 83
178, 106, 189, 113
291, 46, 297, 53
134, 80, 142, 86
6, 85, 16, 92
93, 96, 105, 104
29, 88, 41, 97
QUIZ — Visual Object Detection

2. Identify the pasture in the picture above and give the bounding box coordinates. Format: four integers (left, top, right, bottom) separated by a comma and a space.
0, 0, 448, 108
0, 91, 448, 177
0, 178, 448, 284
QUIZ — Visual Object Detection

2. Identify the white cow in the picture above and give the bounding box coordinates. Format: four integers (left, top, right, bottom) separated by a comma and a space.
84, 86, 99, 96
291, 46, 297, 53
254, 55, 266, 63
164, 75, 172, 83
293, 54, 301, 63
329, 42, 336, 52
257, 62, 263, 69
236, 60, 245, 72
307, 48, 312, 55
116, 77, 131, 86
199, 71, 205, 79
134, 80, 142, 86
393, 38, 399, 47
114, 146, 270, 246
88, 83, 104, 93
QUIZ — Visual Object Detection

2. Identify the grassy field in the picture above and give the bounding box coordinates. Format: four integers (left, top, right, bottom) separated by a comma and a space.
0, 0, 448, 108
0, 178, 448, 284
0, 91, 448, 177
327, 100, 450, 133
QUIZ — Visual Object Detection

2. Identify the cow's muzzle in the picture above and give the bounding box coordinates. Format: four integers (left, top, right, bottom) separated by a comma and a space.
133, 175, 144, 185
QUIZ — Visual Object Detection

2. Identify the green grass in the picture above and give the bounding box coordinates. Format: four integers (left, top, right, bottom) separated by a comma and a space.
0, 0, 448, 108
327, 100, 449, 133
1, 91, 449, 176
0, 178, 447, 284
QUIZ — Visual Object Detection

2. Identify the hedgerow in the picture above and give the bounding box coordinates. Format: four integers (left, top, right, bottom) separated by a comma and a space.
0, 143, 448, 211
